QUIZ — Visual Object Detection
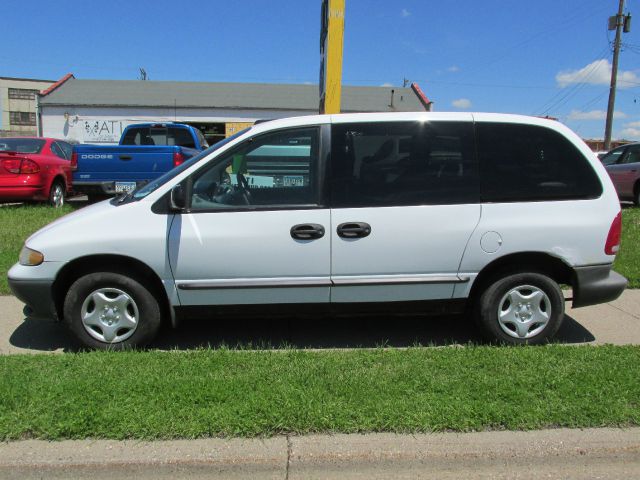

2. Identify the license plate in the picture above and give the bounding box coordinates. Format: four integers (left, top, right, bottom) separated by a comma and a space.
283, 176, 304, 187
115, 182, 137, 193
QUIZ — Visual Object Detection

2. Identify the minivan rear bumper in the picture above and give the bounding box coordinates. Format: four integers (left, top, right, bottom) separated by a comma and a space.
572, 265, 627, 308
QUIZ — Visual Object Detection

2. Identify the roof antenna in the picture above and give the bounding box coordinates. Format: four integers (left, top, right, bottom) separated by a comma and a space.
139, 68, 148, 81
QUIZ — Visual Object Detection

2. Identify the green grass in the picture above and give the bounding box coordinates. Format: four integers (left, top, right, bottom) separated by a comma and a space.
0, 346, 638, 440
615, 207, 640, 288
0, 204, 638, 295
0, 204, 74, 294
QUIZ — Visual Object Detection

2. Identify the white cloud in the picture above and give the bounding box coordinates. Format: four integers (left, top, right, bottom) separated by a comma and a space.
452, 98, 472, 109
619, 128, 640, 140
380, 82, 393, 87
556, 59, 640, 89
624, 121, 640, 128
567, 109, 627, 120
447, 66, 460, 73
401, 8, 411, 17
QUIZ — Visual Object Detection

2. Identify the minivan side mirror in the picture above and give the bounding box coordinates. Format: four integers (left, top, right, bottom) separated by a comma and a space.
170, 183, 189, 211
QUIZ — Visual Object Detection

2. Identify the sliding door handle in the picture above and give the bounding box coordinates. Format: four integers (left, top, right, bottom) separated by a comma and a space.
291, 223, 325, 240
337, 222, 371, 238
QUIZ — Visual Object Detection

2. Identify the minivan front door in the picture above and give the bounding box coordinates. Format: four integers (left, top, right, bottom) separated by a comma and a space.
328, 119, 480, 304
168, 126, 331, 307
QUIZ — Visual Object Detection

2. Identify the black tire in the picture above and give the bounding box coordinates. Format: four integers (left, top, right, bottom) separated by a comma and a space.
634, 183, 640, 207
475, 272, 564, 345
48, 180, 65, 207
63, 272, 162, 350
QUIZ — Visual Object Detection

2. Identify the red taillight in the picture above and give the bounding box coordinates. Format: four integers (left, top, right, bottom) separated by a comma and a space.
1, 158, 39, 174
71, 151, 78, 171
2, 159, 22, 173
20, 159, 40, 174
605, 211, 622, 255
173, 151, 185, 167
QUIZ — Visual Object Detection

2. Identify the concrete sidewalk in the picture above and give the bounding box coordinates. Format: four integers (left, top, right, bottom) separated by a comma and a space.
0, 289, 639, 353
1, 428, 638, 479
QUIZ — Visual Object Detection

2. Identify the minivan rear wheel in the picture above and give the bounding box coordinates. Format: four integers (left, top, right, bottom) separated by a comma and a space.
475, 272, 564, 345
63, 272, 161, 350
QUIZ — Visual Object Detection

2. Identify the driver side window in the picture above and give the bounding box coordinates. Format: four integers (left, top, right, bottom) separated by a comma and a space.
189, 127, 319, 211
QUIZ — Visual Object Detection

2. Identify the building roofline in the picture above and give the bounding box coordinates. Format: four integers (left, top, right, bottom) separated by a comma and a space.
0, 76, 57, 83
410, 82, 432, 109
40, 73, 75, 96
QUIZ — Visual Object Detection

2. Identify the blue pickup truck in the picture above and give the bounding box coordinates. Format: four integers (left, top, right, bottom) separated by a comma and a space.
73, 123, 208, 200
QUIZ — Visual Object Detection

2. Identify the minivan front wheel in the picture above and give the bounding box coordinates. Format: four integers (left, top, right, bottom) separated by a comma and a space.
476, 272, 565, 345
63, 272, 161, 349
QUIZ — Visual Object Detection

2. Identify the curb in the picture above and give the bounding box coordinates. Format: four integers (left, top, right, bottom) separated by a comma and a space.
1, 428, 639, 479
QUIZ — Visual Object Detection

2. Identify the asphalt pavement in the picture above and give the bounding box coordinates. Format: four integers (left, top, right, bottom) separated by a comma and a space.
0, 290, 639, 353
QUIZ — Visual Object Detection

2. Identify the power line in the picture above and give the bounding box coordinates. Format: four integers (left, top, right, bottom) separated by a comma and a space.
533, 45, 611, 116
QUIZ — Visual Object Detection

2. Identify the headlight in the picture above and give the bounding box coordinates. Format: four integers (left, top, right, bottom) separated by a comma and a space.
19, 246, 44, 266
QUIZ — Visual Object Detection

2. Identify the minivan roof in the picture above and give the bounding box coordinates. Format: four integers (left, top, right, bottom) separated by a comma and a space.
247, 112, 561, 136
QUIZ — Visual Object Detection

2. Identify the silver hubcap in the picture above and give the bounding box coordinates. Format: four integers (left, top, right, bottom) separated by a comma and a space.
80, 288, 139, 343
51, 184, 64, 207
497, 285, 551, 339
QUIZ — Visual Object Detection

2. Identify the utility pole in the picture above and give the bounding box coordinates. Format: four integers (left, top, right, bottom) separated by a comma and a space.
604, 0, 627, 150
319, 0, 345, 114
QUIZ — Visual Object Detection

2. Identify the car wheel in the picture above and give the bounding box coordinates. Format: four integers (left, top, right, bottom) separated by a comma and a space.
63, 272, 162, 350
49, 180, 65, 207
475, 272, 564, 345
634, 183, 640, 207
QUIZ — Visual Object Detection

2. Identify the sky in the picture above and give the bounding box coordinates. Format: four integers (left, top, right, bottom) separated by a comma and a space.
3, 0, 639, 140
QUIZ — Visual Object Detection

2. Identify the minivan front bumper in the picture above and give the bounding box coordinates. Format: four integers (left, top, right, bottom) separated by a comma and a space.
8, 277, 57, 320
572, 265, 627, 308
8, 262, 61, 321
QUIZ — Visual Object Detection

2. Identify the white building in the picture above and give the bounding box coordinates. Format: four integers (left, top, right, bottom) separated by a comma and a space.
38, 77, 433, 145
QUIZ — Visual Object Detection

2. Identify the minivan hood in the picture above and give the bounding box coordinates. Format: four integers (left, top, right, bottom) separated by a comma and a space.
27, 200, 117, 245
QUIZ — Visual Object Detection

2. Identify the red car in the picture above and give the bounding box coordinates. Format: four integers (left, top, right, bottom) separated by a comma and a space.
0, 137, 76, 207
601, 142, 640, 206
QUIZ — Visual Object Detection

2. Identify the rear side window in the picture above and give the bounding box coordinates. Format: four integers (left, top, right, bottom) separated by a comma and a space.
170, 128, 196, 148
330, 121, 479, 207
600, 147, 625, 166
50, 142, 67, 159
476, 123, 602, 202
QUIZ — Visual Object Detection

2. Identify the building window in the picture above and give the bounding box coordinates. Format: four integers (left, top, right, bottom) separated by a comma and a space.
8, 88, 39, 100
9, 112, 36, 126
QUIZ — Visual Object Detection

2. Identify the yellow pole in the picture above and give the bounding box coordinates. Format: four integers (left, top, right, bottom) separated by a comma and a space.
320, 0, 345, 114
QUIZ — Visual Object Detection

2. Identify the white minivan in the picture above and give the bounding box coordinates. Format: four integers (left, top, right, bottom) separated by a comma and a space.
8, 113, 627, 349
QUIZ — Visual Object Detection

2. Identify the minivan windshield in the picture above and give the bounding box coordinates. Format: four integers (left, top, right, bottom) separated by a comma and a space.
128, 128, 250, 201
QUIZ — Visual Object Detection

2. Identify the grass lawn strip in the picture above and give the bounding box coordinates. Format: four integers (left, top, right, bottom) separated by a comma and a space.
1, 345, 638, 440
615, 208, 640, 288
0, 205, 73, 295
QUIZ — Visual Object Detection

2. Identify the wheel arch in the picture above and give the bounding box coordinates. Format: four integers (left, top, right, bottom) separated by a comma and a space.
468, 251, 574, 304
52, 254, 172, 326
50, 174, 67, 190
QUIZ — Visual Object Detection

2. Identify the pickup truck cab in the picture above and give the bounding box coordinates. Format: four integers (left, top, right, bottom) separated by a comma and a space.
73, 123, 208, 199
